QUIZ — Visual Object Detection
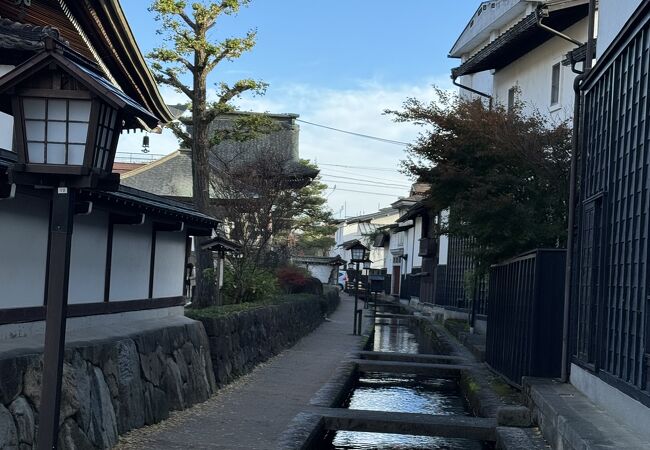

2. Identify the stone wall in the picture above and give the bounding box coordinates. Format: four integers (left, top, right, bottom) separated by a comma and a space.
198, 293, 339, 386
0, 316, 215, 449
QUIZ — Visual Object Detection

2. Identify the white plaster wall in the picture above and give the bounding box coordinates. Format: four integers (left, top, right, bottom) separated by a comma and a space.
0, 65, 15, 151
597, 0, 642, 57
570, 363, 650, 441
0, 194, 49, 308
68, 211, 109, 304
383, 242, 392, 270
109, 221, 152, 301
299, 264, 331, 284
493, 19, 588, 121
0, 112, 13, 152
458, 70, 494, 102
369, 245, 384, 270
439, 235, 449, 265
412, 216, 423, 269
0, 65, 14, 77
152, 231, 186, 298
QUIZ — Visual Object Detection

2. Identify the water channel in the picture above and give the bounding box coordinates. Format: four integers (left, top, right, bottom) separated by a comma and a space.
320, 315, 491, 450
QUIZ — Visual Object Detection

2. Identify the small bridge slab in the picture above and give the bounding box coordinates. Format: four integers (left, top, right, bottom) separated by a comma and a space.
352, 359, 469, 377
318, 407, 497, 441
368, 313, 416, 319
357, 351, 469, 364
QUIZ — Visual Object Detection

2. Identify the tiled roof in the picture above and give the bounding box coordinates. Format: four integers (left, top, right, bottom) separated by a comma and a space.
0, 17, 61, 51
121, 151, 193, 198
452, 4, 589, 78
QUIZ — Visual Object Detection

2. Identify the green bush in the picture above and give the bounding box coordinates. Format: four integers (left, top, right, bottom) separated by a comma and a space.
222, 263, 279, 304
186, 294, 320, 320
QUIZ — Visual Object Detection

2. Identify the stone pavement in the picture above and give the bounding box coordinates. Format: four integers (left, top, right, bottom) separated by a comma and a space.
115, 293, 368, 450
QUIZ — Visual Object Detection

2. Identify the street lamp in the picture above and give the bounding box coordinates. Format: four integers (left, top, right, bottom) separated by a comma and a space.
345, 241, 368, 335
349, 241, 368, 263
0, 40, 159, 450
362, 259, 371, 309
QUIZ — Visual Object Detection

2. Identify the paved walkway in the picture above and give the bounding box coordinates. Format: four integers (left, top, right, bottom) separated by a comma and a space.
116, 293, 368, 450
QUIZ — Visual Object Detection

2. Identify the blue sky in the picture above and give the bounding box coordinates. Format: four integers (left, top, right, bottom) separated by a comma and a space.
118, 1, 479, 217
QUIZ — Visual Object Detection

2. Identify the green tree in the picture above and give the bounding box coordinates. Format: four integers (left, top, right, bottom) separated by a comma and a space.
148, 0, 268, 307
388, 89, 572, 269
291, 163, 337, 256
215, 155, 334, 303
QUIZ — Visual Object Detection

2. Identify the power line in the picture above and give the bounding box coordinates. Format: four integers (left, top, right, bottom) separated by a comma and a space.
318, 162, 401, 173
332, 188, 399, 198
320, 167, 406, 184
320, 171, 408, 186
297, 119, 410, 146
321, 175, 408, 189
321, 179, 406, 190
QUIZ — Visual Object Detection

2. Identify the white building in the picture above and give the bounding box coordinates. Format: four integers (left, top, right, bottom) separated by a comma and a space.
450, 0, 592, 120
331, 208, 399, 272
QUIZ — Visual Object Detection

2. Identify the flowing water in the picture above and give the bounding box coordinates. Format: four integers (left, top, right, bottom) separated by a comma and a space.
321, 316, 489, 450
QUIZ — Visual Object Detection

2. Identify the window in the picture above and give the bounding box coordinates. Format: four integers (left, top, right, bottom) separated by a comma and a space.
551, 63, 561, 105
507, 87, 517, 111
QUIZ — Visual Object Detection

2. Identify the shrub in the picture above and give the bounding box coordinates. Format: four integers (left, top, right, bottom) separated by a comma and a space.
276, 265, 311, 293
222, 263, 279, 304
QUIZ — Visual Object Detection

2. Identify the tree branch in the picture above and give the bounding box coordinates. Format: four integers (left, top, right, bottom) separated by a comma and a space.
153, 68, 194, 99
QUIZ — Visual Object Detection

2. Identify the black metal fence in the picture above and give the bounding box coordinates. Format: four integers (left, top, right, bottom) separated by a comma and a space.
432, 236, 489, 315
486, 249, 566, 386
573, 2, 650, 399
401, 270, 422, 300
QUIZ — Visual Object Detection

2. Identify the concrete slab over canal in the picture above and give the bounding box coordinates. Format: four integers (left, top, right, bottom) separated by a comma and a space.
353, 359, 469, 378
316, 407, 498, 441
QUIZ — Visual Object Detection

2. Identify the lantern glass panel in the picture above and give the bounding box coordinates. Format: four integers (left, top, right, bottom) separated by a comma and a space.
68, 122, 88, 143
25, 120, 45, 141
48, 100, 67, 120
28, 142, 44, 163
23, 98, 45, 120
21, 97, 92, 166
351, 247, 364, 261
69, 100, 91, 122
363, 261, 371, 270
93, 103, 118, 171
48, 143, 66, 164
68, 144, 85, 165
47, 121, 66, 142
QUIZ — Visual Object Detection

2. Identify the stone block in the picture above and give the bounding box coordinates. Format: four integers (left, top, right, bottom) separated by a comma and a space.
9, 397, 34, 447
497, 406, 532, 427
0, 403, 18, 449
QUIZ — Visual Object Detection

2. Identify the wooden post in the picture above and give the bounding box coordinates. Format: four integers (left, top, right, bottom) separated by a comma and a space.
37, 188, 75, 450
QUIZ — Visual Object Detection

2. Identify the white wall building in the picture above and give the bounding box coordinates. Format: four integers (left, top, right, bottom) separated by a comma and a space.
450, 0, 592, 121
0, 150, 217, 340
331, 208, 399, 271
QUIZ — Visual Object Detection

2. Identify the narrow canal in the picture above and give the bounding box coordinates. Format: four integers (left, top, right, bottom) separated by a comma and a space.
321, 315, 490, 449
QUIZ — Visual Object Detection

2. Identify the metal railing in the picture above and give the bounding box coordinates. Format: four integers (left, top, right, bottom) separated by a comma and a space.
486, 249, 566, 386
114, 151, 164, 164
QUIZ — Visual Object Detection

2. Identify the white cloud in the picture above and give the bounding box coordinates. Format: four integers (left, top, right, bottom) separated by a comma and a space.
117, 77, 451, 217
